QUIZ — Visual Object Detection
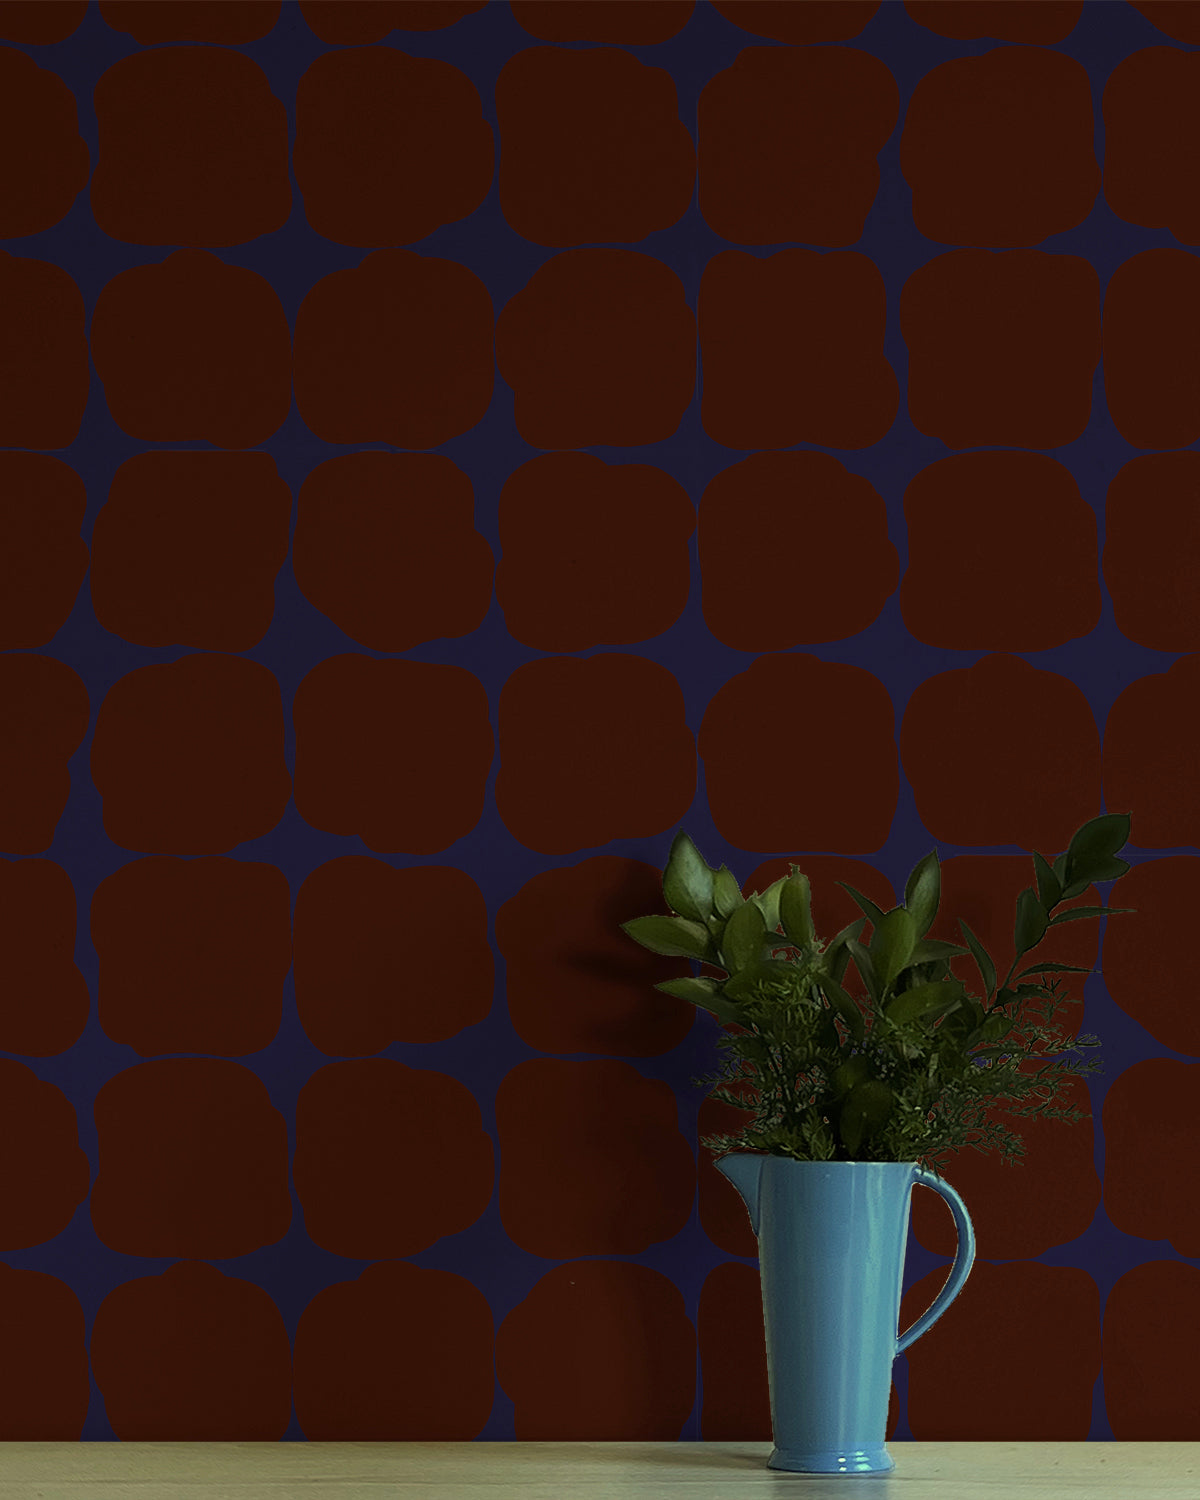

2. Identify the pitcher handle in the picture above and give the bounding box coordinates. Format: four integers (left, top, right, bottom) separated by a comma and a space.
895, 1168, 977, 1356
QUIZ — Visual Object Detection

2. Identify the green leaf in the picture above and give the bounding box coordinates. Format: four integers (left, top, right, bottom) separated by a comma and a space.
723, 957, 796, 1002
816, 1006, 840, 1054
1032, 851, 1061, 911
938, 1002, 976, 1043
722, 899, 766, 973
662, 831, 714, 923
839, 1079, 894, 1155
620, 914, 712, 960
1071, 855, 1131, 886
1047, 905, 1136, 926
655, 975, 720, 1003
1014, 887, 1048, 957
824, 917, 867, 984
870, 907, 919, 993
712, 865, 744, 920
836, 882, 887, 931
884, 979, 964, 1026
981, 1013, 1014, 1042
908, 937, 969, 965
780, 869, 815, 950
1015, 960, 1093, 979
993, 983, 1051, 1007
752, 877, 785, 935
904, 849, 941, 937
845, 938, 881, 1004
967, 1011, 1014, 1049
816, 970, 866, 1045
832, 1054, 874, 1098
1062, 812, 1132, 888
653, 976, 744, 1026
957, 917, 997, 1001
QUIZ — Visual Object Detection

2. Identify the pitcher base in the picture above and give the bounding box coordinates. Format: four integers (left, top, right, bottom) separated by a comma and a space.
768, 1444, 895, 1474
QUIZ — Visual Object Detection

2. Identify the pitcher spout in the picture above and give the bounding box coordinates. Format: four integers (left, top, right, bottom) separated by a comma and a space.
714, 1152, 764, 1236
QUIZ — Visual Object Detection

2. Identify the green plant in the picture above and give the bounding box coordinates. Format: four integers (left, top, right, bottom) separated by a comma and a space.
620, 814, 1136, 1176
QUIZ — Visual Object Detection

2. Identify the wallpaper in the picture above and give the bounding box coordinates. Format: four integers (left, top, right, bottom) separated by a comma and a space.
0, 0, 1196, 1444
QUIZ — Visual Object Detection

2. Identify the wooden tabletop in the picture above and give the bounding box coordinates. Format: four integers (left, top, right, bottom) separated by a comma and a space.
0, 1442, 1192, 1499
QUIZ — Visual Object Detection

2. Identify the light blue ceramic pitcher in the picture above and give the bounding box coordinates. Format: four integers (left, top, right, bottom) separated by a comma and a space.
715, 1154, 976, 1474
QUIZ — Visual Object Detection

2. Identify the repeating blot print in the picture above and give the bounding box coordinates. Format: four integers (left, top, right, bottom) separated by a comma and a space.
1104, 1262, 1200, 1439
0, 453, 89, 650
1103, 249, 1200, 449
901, 249, 1100, 449
903, 0, 1083, 43
91, 48, 290, 247
292, 452, 494, 652
495, 249, 695, 449
0, 1, 87, 44
0, 1266, 88, 1439
0, 1060, 90, 1251
298, 0, 487, 44
91, 1058, 291, 1258
496, 1261, 696, 1440
0, 46, 89, 238
699, 450, 899, 652
900, 654, 1101, 851
1103, 653, 1200, 850
0, 252, 88, 450
89, 654, 292, 856
510, 0, 694, 44
901, 48, 1098, 247
98, 1, 283, 45
1103, 1059, 1200, 1257
0, 0, 1184, 1448
291, 655, 493, 855
495, 452, 694, 652
1104, 49, 1200, 246
0, 859, 89, 1057
90, 250, 292, 449
293, 856, 493, 1056
709, 0, 879, 44
698, 46, 898, 248
699, 249, 898, 451
899, 451, 1101, 651
698, 653, 898, 853
496, 1058, 693, 1258
294, 1262, 494, 1440
91, 856, 292, 1059
294, 250, 493, 448
497, 45, 694, 248
494, 654, 695, 856
0, 654, 89, 857
293, 1059, 494, 1259
90, 1263, 291, 1441
90, 452, 292, 652
902, 1260, 1100, 1438
495, 855, 696, 1057
295, 47, 493, 248
1103, 454, 1200, 651
1101, 857, 1200, 1057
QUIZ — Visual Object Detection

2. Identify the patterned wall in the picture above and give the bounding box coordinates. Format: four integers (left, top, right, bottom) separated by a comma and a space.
1, 0, 1196, 1445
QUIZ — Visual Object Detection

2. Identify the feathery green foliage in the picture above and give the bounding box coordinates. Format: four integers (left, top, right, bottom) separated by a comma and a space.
621, 815, 1136, 1177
